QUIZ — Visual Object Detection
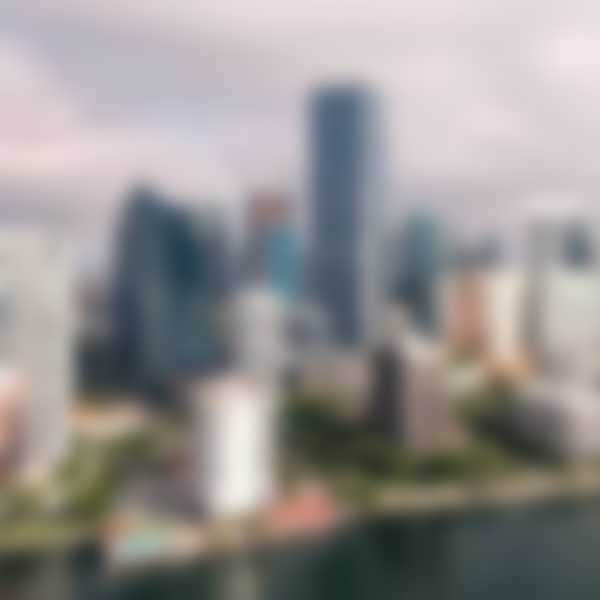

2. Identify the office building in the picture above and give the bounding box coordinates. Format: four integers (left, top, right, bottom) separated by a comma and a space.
529, 270, 600, 379
0, 230, 72, 477
286, 301, 332, 375
227, 286, 287, 387
369, 328, 456, 452
76, 276, 118, 392
443, 269, 487, 357
310, 83, 385, 347
394, 212, 447, 335
482, 269, 528, 374
191, 374, 276, 517
444, 264, 529, 377
114, 186, 230, 395
525, 213, 600, 378
245, 190, 299, 302
562, 221, 595, 269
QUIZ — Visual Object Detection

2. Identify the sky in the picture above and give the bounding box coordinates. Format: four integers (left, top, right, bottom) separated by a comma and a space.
2, 0, 600, 270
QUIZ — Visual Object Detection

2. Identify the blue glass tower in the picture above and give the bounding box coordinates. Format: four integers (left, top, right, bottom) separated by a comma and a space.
562, 221, 595, 269
114, 185, 230, 396
394, 212, 446, 335
245, 191, 299, 302
263, 224, 298, 300
310, 83, 385, 347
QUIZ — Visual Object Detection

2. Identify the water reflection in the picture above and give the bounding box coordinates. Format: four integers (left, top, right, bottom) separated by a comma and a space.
5, 501, 600, 599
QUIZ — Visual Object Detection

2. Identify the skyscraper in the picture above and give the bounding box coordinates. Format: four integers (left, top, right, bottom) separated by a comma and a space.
114, 186, 230, 396
0, 230, 73, 477
562, 220, 595, 269
526, 214, 596, 273
191, 374, 276, 517
394, 212, 446, 335
310, 83, 385, 347
244, 190, 299, 302
525, 213, 600, 378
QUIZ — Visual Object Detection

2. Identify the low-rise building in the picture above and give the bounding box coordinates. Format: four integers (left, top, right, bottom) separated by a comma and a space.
369, 332, 459, 452
516, 380, 600, 459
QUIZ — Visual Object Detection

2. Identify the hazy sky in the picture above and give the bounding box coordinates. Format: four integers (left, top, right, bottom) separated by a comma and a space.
3, 1, 600, 267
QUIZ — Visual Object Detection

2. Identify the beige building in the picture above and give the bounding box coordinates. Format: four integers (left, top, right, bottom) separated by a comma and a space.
369, 332, 460, 452
443, 268, 530, 379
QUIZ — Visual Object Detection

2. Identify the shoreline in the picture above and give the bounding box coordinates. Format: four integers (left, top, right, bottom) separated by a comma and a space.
369, 467, 600, 518
4, 467, 600, 564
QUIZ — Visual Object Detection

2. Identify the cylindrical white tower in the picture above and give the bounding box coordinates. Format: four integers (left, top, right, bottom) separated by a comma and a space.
192, 374, 276, 518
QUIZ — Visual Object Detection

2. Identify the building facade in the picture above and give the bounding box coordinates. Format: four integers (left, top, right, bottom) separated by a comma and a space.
0, 230, 72, 477
191, 374, 276, 517
369, 331, 456, 452
227, 286, 287, 388
310, 83, 385, 347
114, 186, 230, 395
481, 269, 528, 373
245, 190, 299, 302
394, 212, 447, 335
525, 214, 600, 378
529, 270, 600, 379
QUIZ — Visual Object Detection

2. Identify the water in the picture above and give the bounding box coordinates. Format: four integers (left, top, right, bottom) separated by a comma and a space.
4, 499, 600, 599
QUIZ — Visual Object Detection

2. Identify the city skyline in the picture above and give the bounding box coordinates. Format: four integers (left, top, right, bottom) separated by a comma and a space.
4, 1, 600, 275
7, 5, 600, 596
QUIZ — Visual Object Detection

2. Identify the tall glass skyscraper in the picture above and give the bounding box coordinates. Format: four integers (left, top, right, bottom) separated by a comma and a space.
394, 212, 447, 335
114, 186, 230, 396
310, 83, 385, 347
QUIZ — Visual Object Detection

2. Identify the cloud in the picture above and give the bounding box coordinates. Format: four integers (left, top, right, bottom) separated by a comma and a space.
533, 29, 600, 90
2, 0, 600, 256
0, 40, 82, 141
14, 0, 488, 40
0, 38, 239, 221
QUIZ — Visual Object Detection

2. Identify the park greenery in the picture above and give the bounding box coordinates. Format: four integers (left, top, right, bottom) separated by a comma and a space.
0, 424, 175, 554
0, 381, 570, 553
281, 383, 564, 503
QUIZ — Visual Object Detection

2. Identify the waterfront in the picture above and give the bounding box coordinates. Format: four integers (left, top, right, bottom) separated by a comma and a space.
4, 498, 600, 599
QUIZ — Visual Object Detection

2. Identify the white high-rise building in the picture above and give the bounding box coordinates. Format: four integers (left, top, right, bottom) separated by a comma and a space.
530, 269, 600, 380
191, 374, 276, 517
0, 230, 73, 477
190, 287, 283, 518
524, 210, 600, 378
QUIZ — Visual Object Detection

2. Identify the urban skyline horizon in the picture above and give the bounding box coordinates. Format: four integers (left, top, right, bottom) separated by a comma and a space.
6, 0, 600, 275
